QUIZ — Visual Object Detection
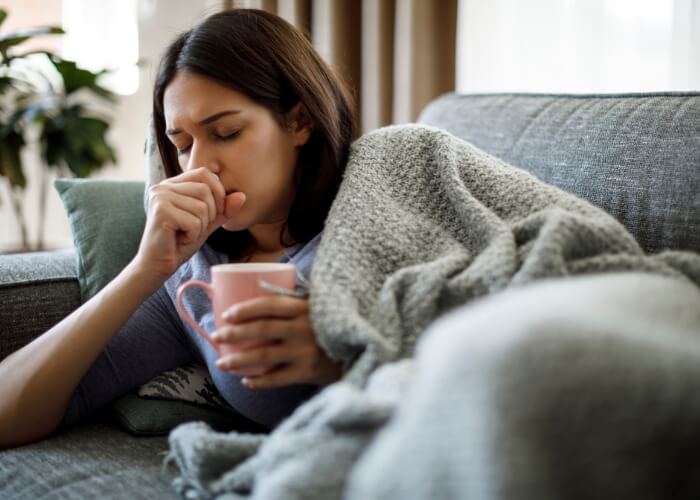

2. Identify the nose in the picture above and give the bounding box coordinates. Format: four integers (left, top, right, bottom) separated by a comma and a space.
186, 141, 221, 174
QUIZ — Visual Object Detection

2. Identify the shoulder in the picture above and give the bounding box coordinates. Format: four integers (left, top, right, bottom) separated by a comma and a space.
346, 124, 466, 170
353, 124, 453, 148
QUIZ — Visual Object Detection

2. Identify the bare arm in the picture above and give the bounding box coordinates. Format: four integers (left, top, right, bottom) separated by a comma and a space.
0, 260, 163, 448
0, 168, 245, 449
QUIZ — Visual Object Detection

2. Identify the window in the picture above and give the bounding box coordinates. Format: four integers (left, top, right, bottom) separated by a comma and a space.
457, 0, 700, 93
61, 0, 140, 95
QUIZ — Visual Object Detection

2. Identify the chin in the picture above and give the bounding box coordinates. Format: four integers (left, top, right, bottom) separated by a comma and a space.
221, 220, 247, 231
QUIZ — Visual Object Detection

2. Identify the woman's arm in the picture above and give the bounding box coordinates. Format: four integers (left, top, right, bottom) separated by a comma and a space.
0, 167, 245, 449
0, 260, 163, 448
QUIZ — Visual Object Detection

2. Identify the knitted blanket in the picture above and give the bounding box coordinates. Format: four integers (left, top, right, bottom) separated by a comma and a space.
166, 125, 700, 499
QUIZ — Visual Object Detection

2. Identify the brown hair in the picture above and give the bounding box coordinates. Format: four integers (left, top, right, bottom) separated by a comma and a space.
152, 9, 356, 257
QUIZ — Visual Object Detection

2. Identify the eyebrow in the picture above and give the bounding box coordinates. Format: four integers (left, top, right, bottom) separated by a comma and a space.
166, 110, 241, 135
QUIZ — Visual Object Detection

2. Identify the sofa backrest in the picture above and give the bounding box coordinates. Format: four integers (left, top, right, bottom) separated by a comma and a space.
418, 92, 700, 255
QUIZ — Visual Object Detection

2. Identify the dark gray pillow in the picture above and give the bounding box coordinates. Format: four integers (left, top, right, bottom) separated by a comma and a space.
111, 393, 266, 436
114, 365, 267, 436
419, 92, 700, 255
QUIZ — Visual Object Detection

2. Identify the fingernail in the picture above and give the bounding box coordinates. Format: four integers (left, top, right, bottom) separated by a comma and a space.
223, 306, 239, 320
211, 333, 221, 342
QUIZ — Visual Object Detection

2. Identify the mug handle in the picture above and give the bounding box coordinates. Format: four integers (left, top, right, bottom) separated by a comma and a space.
176, 280, 216, 348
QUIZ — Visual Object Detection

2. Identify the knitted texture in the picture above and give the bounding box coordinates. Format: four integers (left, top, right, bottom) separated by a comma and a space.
309, 125, 697, 383
166, 125, 700, 499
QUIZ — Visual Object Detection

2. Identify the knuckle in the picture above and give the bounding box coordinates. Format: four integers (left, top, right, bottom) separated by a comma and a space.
217, 327, 232, 342
204, 169, 219, 184
254, 296, 274, 309
257, 348, 272, 364
266, 300, 283, 317
148, 184, 163, 203
301, 344, 318, 361
255, 320, 270, 336
294, 316, 312, 333
184, 216, 202, 235
194, 199, 208, 218
150, 198, 167, 216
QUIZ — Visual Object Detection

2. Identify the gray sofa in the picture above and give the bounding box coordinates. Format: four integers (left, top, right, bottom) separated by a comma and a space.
1, 92, 698, 498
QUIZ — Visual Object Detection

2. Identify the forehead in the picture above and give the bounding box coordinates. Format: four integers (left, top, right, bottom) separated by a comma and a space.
163, 72, 253, 125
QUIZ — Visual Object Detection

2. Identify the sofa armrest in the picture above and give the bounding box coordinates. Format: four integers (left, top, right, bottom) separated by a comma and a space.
0, 249, 81, 361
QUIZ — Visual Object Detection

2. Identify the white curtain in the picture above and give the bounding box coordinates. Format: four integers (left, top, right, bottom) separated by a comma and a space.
457, 0, 700, 93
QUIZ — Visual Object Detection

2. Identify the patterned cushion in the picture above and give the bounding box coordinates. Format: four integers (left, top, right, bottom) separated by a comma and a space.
109, 364, 268, 436
138, 363, 232, 411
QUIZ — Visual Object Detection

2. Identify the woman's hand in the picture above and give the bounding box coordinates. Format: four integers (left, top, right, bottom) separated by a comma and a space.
211, 296, 342, 389
134, 167, 246, 281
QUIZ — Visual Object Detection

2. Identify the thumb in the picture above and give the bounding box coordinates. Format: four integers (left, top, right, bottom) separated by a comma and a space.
206, 191, 246, 236
224, 191, 247, 217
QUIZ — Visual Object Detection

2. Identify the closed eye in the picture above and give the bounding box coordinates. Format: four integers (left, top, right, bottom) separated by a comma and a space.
214, 130, 240, 141
174, 130, 239, 155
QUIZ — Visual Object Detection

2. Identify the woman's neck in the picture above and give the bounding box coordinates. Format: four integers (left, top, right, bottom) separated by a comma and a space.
233, 248, 287, 263
247, 220, 294, 254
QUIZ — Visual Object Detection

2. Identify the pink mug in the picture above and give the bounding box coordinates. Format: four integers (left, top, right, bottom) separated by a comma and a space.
175, 262, 297, 376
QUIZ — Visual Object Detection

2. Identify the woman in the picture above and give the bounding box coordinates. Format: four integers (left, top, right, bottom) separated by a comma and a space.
0, 9, 354, 448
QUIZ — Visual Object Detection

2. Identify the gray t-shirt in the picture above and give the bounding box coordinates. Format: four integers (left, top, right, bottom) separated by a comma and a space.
62, 233, 323, 430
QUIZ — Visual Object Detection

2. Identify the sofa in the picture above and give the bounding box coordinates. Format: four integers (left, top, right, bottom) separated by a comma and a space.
1, 91, 698, 498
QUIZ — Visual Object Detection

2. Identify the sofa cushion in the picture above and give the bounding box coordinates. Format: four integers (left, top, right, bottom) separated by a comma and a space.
0, 249, 80, 360
54, 178, 146, 301
418, 92, 700, 255
0, 420, 179, 499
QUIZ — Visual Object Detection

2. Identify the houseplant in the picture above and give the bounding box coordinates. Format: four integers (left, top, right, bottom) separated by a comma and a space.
0, 8, 117, 251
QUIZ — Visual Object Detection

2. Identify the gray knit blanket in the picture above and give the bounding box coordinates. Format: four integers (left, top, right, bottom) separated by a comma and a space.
166, 125, 700, 499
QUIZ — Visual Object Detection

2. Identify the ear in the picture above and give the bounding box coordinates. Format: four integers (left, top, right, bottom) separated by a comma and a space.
287, 102, 314, 147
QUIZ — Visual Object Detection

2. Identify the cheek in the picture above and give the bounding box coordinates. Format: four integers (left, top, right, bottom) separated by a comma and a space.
241, 133, 296, 186
219, 125, 298, 209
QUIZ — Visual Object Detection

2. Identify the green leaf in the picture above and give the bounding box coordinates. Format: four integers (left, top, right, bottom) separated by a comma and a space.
38, 105, 116, 176
42, 128, 63, 168
89, 138, 117, 164
0, 9, 116, 191
0, 26, 64, 60
0, 126, 26, 188
48, 57, 115, 101
0, 75, 17, 93
62, 147, 92, 177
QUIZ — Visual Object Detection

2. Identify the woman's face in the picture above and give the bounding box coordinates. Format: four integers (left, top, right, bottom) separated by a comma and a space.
162, 71, 311, 233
